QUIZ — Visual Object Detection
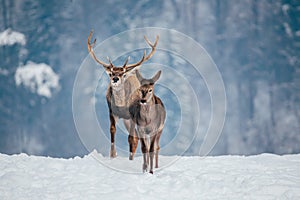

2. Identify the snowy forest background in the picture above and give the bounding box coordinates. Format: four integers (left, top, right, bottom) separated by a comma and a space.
0, 0, 299, 158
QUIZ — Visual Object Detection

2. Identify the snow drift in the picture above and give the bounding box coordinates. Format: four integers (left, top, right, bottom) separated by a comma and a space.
0, 152, 299, 199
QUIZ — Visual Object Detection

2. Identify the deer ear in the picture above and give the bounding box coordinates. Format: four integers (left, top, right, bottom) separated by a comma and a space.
151, 70, 161, 83
136, 70, 144, 83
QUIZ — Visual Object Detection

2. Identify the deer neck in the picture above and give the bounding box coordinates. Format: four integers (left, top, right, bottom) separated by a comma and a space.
140, 97, 155, 116
111, 85, 126, 107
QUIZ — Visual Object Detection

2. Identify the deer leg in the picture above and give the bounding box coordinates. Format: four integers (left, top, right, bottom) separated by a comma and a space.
149, 151, 154, 174
128, 135, 138, 160
140, 137, 148, 173
109, 113, 117, 158
155, 130, 162, 168
124, 119, 138, 160
146, 137, 150, 167
149, 135, 157, 174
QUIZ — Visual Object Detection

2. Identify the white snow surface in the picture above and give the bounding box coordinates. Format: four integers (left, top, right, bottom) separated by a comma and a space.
15, 61, 60, 98
0, 28, 26, 46
0, 152, 299, 200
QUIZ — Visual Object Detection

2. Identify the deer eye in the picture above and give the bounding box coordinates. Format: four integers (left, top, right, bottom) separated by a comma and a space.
109, 73, 112, 77
123, 74, 126, 78
148, 89, 152, 93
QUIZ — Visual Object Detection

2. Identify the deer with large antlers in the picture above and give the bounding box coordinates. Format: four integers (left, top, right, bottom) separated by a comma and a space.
129, 70, 166, 174
87, 31, 159, 159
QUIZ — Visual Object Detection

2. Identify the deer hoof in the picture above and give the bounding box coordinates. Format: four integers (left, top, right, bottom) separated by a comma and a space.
149, 170, 153, 174
143, 164, 148, 173
110, 152, 117, 158
129, 153, 134, 160
110, 149, 117, 158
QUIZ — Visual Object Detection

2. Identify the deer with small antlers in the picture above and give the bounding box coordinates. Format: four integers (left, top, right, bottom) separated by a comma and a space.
87, 31, 159, 159
129, 70, 166, 174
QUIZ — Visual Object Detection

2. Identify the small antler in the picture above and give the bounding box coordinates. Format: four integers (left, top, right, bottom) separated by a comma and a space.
125, 35, 159, 72
122, 56, 130, 68
107, 57, 116, 68
87, 30, 112, 69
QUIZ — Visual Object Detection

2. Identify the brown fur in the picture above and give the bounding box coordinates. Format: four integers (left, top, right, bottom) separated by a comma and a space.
106, 70, 140, 158
129, 70, 166, 174
87, 31, 159, 159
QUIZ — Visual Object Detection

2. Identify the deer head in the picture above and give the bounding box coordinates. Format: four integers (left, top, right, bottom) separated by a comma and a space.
136, 70, 161, 105
87, 31, 159, 88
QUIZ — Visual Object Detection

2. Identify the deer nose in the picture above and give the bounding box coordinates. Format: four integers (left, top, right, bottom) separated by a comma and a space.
112, 77, 119, 83
140, 99, 147, 104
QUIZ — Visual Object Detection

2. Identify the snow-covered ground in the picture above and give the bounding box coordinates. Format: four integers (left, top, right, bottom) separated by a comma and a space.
0, 152, 299, 200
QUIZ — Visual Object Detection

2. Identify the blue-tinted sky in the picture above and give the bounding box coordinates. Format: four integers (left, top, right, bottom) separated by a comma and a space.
0, 0, 299, 157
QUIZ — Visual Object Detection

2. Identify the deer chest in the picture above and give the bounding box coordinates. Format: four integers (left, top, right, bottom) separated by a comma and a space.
110, 105, 131, 119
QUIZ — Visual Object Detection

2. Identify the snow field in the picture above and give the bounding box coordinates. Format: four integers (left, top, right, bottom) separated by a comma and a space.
0, 152, 299, 200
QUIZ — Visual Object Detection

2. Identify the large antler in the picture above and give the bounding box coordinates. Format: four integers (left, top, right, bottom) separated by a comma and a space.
87, 30, 112, 69
88, 30, 159, 70
124, 35, 159, 72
